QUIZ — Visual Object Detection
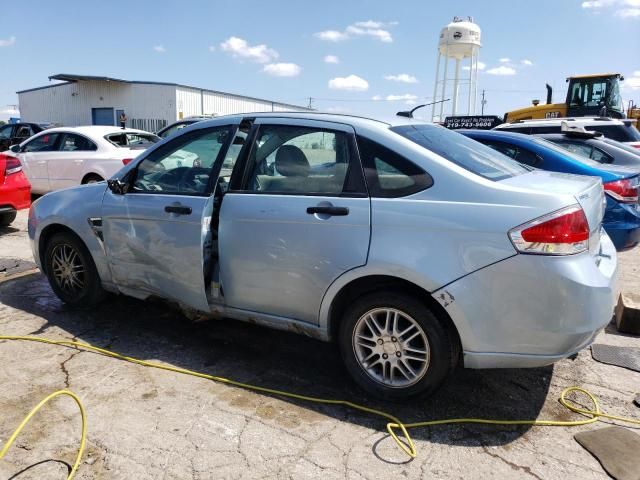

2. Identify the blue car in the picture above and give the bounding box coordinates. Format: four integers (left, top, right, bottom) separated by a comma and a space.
461, 129, 640, 251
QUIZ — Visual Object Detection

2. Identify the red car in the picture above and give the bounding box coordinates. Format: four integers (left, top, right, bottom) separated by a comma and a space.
0, 153, 31, 226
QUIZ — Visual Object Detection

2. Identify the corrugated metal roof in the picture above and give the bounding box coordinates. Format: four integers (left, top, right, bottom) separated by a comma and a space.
17, 73, 311, 111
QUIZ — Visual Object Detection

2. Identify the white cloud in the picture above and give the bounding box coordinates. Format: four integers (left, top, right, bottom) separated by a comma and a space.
486, 65, 517, 76
463, 61, 486, 71
371, 95, 383, 101
220, 36, 278, 63
353, 20, 388, 28
208, 45, 216, 52
324, 55, 339, 64
617, 7, 640, 16
627, 71, 640, 89
499, 57, 511, 63
521, 59, 534, 66
153, 45, 166, 53
315, 30, 349, 42
346, 25, 393, 42
262, 63, 301, 77
315, 21, 396, 43
328, 74, 369, 91
384, 73, 418, 83
325, 106, 350, 113
582, 0, 640, 17
0, 36, 16, 47
385, 94, 418, 101
0, 106, 19, 122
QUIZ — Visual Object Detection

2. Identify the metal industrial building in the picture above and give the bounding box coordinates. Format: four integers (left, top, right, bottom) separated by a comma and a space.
17, 74, 310, 131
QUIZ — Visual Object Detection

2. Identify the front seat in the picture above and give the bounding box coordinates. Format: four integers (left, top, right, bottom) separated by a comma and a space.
275, 145, 310, 177
257, 145, 311, 192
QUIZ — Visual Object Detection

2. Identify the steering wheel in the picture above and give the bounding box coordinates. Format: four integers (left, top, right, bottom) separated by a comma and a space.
156, 167, 206, 193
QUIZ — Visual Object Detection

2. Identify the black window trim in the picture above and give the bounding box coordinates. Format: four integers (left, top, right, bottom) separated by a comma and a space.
356, 135, 433, 198
228, 123, 369, 198
20, 131, 62, 153
125, 124, 236, 198
57, 131, 98, 152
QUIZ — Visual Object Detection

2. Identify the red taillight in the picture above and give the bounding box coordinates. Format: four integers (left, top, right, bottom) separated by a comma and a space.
122, 158, 133, 165
2, 155, 22, 175
632, 144, 640, 149
603, 178, 639, 203
509, 206, 589, 255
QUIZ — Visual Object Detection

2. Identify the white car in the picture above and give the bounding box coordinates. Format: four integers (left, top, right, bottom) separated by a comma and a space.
7, 126, 160, 194
494, 117, 640, 149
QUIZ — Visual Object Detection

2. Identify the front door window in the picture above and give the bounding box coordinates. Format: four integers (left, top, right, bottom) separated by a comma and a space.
132, 127, 233, 195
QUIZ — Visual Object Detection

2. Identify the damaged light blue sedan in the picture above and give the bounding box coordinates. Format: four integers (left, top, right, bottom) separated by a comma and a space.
28, 113, 617, 400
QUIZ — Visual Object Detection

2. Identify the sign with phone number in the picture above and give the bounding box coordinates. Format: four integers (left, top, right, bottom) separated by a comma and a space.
443, 116, 503, 130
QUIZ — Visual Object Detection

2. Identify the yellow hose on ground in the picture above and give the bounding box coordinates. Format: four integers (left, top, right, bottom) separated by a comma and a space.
0, 389, 86, 479
1, 335, 639, 479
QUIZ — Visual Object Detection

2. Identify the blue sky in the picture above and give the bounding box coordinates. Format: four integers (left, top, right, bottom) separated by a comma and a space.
1, 0, 639, 121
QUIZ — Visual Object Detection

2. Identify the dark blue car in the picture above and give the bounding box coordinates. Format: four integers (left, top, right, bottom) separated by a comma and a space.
461, 129, 640, 251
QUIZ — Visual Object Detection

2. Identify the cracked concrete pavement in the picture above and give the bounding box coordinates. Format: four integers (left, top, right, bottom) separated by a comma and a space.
0, 210, 638, 479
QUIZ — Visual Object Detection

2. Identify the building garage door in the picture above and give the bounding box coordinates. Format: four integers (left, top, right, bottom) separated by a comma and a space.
92, 108, 115, 126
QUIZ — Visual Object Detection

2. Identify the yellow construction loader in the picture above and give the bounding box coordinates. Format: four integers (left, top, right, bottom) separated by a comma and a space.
504, 73, 628, 123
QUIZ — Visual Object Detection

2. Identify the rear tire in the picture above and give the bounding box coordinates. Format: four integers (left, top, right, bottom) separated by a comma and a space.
44, 232, 106, 307
339, 291, 457, 400
0, 212, 17, 226
82, 174, 104, 184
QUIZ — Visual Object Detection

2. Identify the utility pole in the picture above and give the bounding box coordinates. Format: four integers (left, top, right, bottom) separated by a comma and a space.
307, 97, 314, 109
480, 90, 487, 115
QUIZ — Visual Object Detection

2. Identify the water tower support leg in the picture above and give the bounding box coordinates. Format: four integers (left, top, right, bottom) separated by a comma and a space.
452, 58, 460, 116
431, 53, 441, 121
439, 41, 449, 120
467, 51, 474, 115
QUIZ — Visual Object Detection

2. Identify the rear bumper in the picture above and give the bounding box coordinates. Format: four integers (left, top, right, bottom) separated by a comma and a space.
0, 171, 31, 211
435, 231, 618, 369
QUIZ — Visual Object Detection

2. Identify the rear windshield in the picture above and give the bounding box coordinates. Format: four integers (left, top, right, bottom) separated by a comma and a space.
602, 137, 640, 155
500, 123, 640, 142
531, 137, 606, 168
391, 124, 527, 181
105, 132, 160, 148
587, 124, 640, 142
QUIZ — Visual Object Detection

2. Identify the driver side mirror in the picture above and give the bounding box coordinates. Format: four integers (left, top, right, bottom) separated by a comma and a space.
10, 145, 20, 153
107, 178, 128, 195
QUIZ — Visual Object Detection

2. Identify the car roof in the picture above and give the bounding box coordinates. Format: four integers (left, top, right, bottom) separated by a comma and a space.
535, 133, 603, 142
40, 126, 154, 137
460, 129, 534, 141
495, 117, 625, 129
189, 111, 426, 131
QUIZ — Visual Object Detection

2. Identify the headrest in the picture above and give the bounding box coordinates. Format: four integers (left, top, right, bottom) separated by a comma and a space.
275, 145, 310, 177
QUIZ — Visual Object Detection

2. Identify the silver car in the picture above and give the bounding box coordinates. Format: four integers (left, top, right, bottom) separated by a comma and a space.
28, 113, 617, 400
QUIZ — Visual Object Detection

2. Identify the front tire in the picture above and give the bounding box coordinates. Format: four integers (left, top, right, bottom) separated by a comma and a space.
0, 211, 17, 226
339, 292, 457, 400
44, 232, 106, 307
82, 174, 104, 184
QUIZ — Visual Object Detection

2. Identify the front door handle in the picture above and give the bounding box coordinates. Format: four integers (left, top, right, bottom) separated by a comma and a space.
306, 206, 349, 216
164, 204, 192, 215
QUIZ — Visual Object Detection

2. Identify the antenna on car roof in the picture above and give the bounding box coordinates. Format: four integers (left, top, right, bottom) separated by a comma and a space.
397, 99, 450, 118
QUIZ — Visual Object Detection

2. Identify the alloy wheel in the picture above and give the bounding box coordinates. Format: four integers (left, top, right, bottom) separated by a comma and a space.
51, 244, 86, 296
352, 307, 431, 388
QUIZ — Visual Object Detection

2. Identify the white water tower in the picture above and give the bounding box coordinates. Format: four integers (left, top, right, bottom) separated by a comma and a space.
431, 17, 482, 121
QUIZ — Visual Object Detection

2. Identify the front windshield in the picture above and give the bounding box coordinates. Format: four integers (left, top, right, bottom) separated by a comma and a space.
391, 124, 528, 181
568, 77, 623, 113
607, 78, 623, 112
